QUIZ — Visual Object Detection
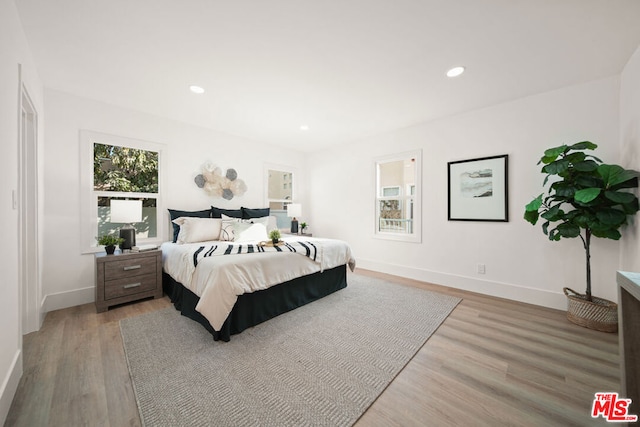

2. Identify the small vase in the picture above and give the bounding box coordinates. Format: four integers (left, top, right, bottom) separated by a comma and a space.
272, 238, 279, 245
105, 245, 116, 255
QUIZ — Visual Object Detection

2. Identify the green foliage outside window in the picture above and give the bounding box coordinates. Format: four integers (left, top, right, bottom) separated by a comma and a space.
94, 143, 158, 194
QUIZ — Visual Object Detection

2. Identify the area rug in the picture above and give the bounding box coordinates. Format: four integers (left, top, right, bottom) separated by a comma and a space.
120, 274, 461, 427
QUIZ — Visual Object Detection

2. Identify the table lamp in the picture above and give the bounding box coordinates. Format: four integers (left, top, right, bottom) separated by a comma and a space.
287, 203, 302, 234
111, 199, 142, 250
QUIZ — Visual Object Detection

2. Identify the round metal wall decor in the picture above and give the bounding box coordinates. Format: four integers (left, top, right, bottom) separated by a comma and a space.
194, 163, 247, 200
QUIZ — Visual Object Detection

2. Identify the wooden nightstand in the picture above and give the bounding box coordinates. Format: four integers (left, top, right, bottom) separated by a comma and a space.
95, 249, 163, 312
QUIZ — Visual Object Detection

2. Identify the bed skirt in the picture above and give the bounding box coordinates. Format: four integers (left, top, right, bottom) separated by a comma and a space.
163, 264, 348, 341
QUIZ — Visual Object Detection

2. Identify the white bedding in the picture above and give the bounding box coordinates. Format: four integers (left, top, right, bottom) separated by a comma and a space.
162, 236, 355, 330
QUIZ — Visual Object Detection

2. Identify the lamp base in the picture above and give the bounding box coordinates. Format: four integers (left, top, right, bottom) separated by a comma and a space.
290, 219, 299, 234
119, 226, 136, 250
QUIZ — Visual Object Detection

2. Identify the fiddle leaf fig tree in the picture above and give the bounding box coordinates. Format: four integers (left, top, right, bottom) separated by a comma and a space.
524, 141, 640, 301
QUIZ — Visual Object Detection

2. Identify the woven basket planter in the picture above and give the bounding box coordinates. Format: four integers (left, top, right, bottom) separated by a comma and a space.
563, 287, 618, 333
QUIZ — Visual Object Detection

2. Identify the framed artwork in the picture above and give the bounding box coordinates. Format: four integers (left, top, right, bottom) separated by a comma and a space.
447, 154, 509, 222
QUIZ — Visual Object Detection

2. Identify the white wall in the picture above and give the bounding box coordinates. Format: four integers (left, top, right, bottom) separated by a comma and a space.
619, 45, 640, 272
308, 76, 622, 309
0, 0, 44, 423
41, 89, 307, 311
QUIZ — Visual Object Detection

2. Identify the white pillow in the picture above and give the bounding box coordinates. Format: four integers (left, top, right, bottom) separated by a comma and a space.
248, 216, 270, 228
220, 215, 240, 241
233, 222, 268, 242
173, 217, 222, 244
219, 214, 273, 241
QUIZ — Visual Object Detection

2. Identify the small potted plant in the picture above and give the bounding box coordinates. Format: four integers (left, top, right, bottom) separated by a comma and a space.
300, 222, 308, 234
96, 234, 124, 255
269, 229, 281, 245
524, 141, 639, 332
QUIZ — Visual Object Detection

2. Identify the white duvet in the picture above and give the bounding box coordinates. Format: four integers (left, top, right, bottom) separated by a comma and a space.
161, 236, 356, 330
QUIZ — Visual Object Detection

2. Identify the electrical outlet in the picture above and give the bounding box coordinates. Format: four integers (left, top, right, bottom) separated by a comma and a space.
477, 263, 486, 274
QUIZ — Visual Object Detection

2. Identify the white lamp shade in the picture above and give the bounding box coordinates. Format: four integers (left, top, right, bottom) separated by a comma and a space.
110, 199, 142, 223
287, 203, 302, 218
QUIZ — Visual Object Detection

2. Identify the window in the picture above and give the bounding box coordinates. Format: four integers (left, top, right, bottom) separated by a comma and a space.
81, 130, 165, 252
375, 150, 421, 242
265, 166, 296, 229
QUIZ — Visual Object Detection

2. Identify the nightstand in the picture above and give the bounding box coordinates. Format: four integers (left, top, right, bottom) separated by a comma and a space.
95, 249, 163, 312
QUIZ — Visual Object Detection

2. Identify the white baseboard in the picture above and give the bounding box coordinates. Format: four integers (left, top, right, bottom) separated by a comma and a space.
42, 286, 94, 313
0, 349, 22, 426
356, 258, 566, 311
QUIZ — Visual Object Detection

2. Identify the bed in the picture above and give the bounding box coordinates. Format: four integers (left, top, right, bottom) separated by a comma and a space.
161, 211, 355, 341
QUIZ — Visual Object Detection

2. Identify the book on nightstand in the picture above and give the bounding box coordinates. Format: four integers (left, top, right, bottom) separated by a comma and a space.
131, 244, 158, 252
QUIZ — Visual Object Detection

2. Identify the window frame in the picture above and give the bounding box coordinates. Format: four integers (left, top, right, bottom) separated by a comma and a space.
80, 130, 166, 253
374, 150, 422, 243
264, 164, 298, 230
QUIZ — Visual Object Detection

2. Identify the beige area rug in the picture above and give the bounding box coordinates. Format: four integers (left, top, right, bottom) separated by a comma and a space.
120, 274, 461, 427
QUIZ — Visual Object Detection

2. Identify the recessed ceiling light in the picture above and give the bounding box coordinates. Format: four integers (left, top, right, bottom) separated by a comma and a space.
446, 66, 465, 78
300, 125, 309, 131
189, 85, 205, 94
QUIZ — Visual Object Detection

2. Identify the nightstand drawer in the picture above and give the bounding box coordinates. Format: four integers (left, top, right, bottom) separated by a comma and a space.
104, 256, 156, 280
104, 272, 158, 300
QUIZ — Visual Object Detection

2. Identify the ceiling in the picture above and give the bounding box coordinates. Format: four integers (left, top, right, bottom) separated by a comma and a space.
14, 0, 640, 152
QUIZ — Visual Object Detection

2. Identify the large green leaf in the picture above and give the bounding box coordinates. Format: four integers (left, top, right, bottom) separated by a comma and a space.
551, 182, 575, 198
525, 195, 542, 212
598, 164, 638, 188
541, 204, 565, 221
542, 159, 570, 175
556, 222, 581, 238
622, 198, 640, 215
591, 228, 622, 240
568, 141, 597, 151
596, 208, 627, 225
611, 176, 639, 191
573, 212, 595, 228
575, 175, 601, 188
565, 152, 586, 164
604, 191, 636, 204
524, 195, 542, 225
574, 188, 601, 204
573, 160, 599, 172
540, 145, 567, 164
524, 209, 539, 225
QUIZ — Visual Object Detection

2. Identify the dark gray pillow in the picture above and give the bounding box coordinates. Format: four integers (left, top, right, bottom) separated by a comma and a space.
211, 206, 242, 219
242, 207, 270, 219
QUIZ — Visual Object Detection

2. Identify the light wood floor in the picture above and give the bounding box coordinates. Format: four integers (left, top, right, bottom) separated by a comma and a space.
5, 269, 619, 427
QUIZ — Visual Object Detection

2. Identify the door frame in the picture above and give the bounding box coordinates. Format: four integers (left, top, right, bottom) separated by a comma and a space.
18, 64, 41, 335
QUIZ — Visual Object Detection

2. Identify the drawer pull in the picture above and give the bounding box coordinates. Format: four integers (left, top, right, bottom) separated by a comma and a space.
123, 265, 141, 271
123, 283, 142, 289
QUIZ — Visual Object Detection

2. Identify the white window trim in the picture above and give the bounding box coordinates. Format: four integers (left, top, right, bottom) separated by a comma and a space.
374, 150, 422, 243
264, 163, 299, 231
264, 163, 298, 206
80, 130, 166, 254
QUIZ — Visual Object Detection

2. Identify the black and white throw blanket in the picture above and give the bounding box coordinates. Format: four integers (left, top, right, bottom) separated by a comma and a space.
192, 241, 318, 267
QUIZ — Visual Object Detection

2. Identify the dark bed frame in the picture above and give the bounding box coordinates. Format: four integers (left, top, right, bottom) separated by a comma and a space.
163, 264, 348, 341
